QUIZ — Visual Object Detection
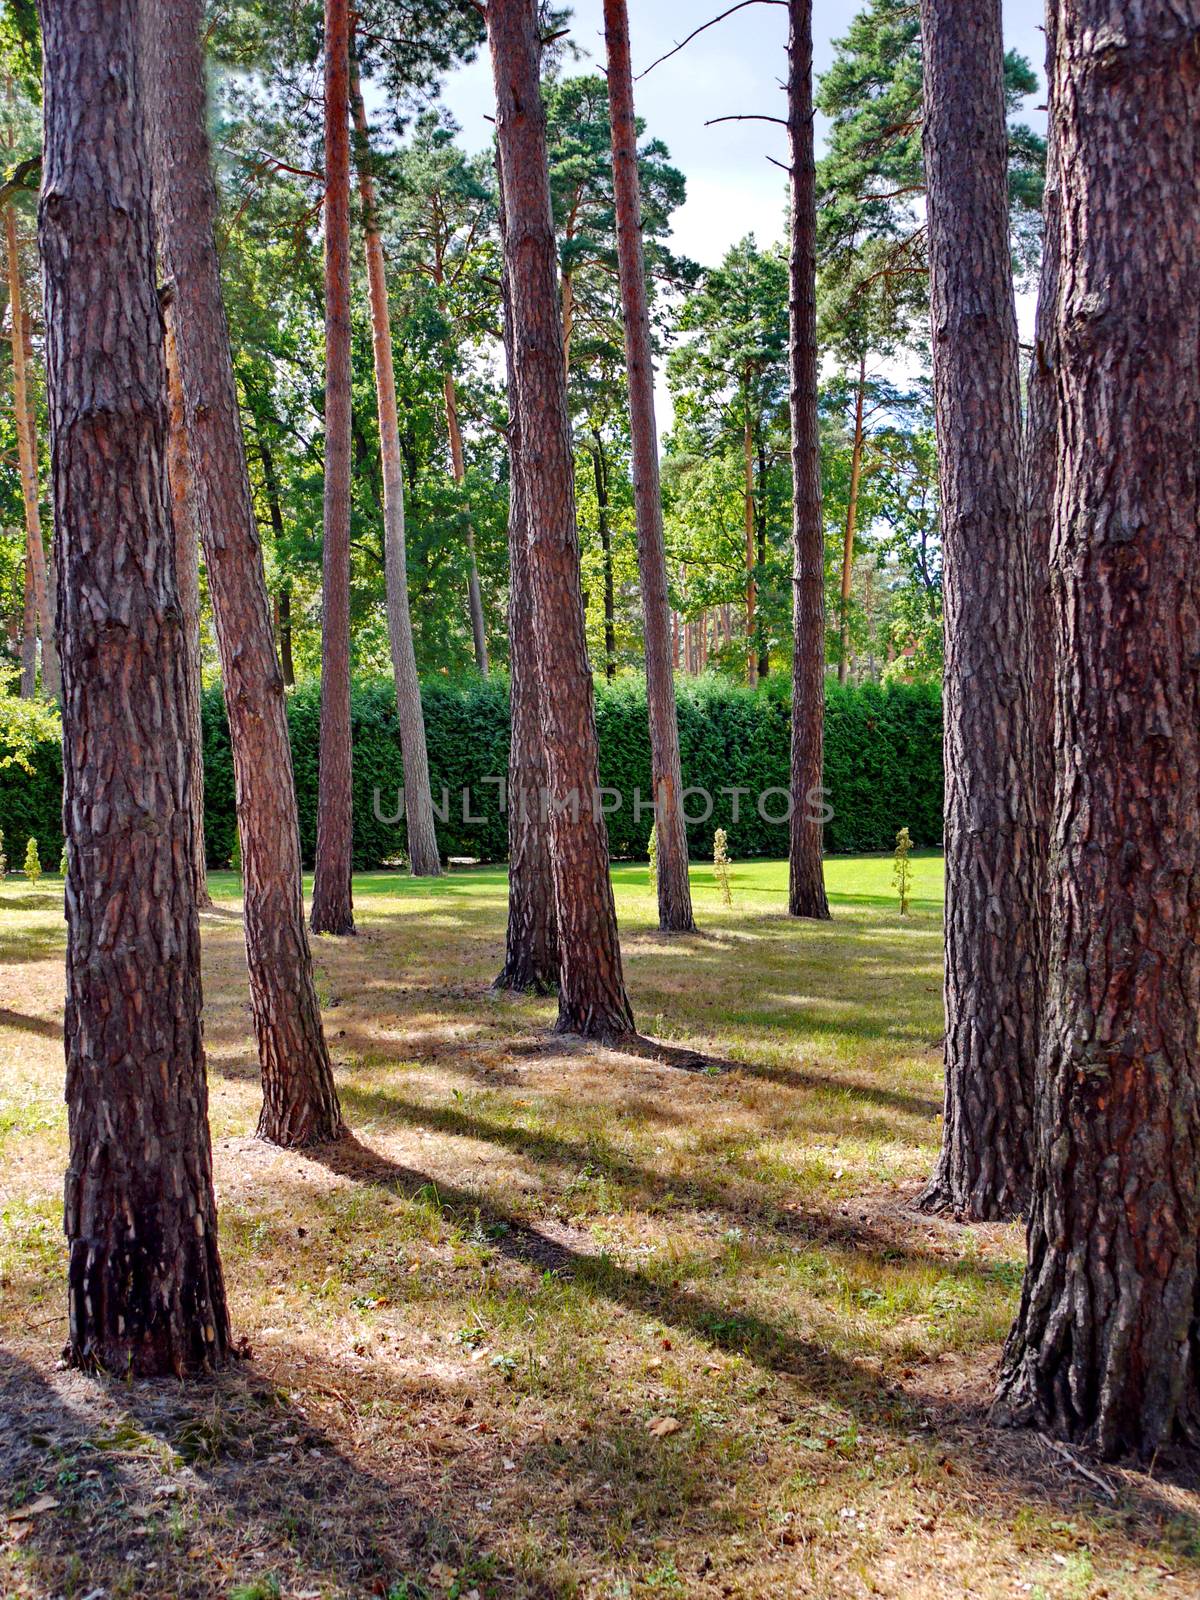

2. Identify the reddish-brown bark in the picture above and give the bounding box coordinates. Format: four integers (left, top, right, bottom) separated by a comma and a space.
349, 55, 442, 878
602, 0, 695, 935
993, 0, 1200, 1460
40, 0, 230, 1376
141, 0, 344, 1148
917, 0, 1040, 1220
488, 0, 634, 1039
311, 0, 356, 936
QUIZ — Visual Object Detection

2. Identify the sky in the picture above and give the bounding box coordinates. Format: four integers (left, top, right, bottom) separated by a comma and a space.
439, 0, 1051, 272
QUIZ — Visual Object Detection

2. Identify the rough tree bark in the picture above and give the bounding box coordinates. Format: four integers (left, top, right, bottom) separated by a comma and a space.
488, 0, 634, 1038
495, 176, 559, 993
349, 54, 442, 878
837, 353, 867, 684
993, 0, 1200, 1460
141, 0, 344, 1147
311, 0, 356, 935
5, 202, 58, 698
786, 0, 831, 922
1020, 0, 1059, 940
917, 0, 1040, 1220
162, 292, 210, 909
603, 0, 696, 935
40, 0, 230, 1376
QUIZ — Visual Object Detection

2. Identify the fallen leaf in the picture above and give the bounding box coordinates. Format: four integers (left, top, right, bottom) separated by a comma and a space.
647, 1416, 683, 1439
9, 1494, 60, 1521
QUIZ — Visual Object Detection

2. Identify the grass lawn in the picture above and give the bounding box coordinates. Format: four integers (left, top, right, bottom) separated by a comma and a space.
2, 854, 1197, 1598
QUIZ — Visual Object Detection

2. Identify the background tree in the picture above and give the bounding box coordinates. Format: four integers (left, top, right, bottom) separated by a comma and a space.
786, 0, 830, 921
669, 238, 789, 686
994, 0, 1200, 1460
602, 0, 694, 935
917, 0, 1040, 1221
311, 0, 357, 935
142, 0, 344, 1147
489, 0, 634, 1040
42, 0, 230, 1375
349, 50, 442, 876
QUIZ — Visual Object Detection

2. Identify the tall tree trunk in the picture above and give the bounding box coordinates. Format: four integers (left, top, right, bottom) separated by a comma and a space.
743, 411, 758, 687
311, 0, 356, 935
489, 0, 634, 1040
441, 366, 490, 675
5, 203, 58, 698
916, 0, 1040, 1220
162, 293, 210, 909
1021, 0, 1059, 965
837, 353, 867, 685
141, 0, 344, 1148
603, 0, 695, 934
994, 0, 1200, 1459
592, 433, 616, 682
495, 174, 559, 993
786, 0, 831, 923
41, 0, 230, 1377
349, 54, 441, 877
19, 549, 35, 696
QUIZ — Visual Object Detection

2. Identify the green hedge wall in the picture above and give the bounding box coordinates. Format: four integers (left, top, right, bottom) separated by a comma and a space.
0, 675, 943, 870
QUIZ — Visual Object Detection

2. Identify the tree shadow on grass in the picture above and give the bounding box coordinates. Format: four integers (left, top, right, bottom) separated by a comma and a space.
301, 1133, 1200, 1543
0, 1007, 61, 1041
334, 1083, 979, 1284
0, 1346, 552, 1600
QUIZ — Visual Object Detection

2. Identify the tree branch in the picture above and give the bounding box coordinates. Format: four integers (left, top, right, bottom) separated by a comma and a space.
637, 0, 786, 80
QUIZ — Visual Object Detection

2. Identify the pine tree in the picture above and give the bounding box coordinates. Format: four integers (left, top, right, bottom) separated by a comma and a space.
42, 0, 230, 1374
488, 0, 635, 1040
22, 836, 39, 883
993, 0, 1200, 1460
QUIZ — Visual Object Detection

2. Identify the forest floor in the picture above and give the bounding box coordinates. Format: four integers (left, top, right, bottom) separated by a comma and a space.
2, 855, 1199, 1600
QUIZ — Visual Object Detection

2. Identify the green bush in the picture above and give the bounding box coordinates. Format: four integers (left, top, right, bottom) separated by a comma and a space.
1, 674, 944, 871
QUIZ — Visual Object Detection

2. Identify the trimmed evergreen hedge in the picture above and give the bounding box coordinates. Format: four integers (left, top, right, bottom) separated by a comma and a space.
1, 674, 943, 870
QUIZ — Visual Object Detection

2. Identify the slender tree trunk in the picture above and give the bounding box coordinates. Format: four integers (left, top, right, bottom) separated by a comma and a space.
786, 0, 831, 922
19, 551, 34, 696
1021, 0, 1059, 964
993, 0, 1200, 1458
41, 0, 230, 1376
349, 54, 441, 877
560, 269, 574, 379
838, 353, 867, 685
141, 0, 344, 1148
489, 0, 634, 1040
917, 0, 1040, 1220
592, 434, 616, 681
495, 177, 559, 993
276, 588, 295, 686
756, 439, 770, 681
253, 429, 297, 689
311, 0, 356, 935
743, 411, 758, 688
162, 293, 210, 909
5, 204, 58, 698
441, 367, 490, 675
603, 0, 695, 934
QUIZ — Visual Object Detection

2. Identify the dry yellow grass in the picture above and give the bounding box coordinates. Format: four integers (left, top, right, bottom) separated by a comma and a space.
2, 858, 1198, 1599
